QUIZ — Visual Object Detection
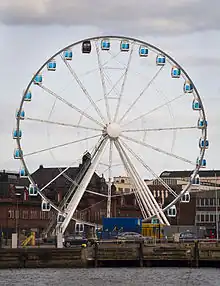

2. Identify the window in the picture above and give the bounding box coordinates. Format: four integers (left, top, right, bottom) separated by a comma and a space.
22, 210, 29, 219
40, 211, 46, 220
124, 188, 130, 193
209, 198, 214, 206
118, 188, 123, 193
210, 214, 214, 222
204, 198, 209, 206
205, 214, 209, 222
201, 214, 204, 222
201, 198, 205, 206
8, 210, 15, 219
121, 179, 125, 183
30, 210, 38, 220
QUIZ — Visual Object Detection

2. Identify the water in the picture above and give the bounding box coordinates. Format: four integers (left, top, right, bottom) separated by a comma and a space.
0, 268, 219, 286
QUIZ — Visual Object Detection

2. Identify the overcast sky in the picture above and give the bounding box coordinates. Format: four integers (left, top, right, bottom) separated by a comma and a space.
0, 0, 220, 179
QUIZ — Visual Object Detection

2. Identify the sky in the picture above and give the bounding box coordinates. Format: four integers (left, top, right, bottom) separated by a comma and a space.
0, 0, 220, 180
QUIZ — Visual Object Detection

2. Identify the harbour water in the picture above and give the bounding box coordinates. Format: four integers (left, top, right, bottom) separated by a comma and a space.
0, 268, 219, 286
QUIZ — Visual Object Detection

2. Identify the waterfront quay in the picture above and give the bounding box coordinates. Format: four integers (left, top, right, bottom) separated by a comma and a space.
1, 241, 220, 269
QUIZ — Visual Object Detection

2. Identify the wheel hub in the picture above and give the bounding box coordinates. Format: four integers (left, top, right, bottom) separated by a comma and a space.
106, 122, 121, 139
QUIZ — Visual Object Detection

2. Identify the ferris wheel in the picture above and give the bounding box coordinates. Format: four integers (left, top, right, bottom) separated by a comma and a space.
13, 36, 208, 234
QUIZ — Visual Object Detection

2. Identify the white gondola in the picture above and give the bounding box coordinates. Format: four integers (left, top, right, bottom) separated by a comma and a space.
34, 73, 43, 85
156, 54, 166, 66
184, 80, 193, 93
63, 49, 72, 60
16, 109, 25, 120
14, 149, 23, 159
171, 66, 181, 78
28, 184, 38, 196
120, 40, 129, 52
24, 90, 32, 102
197, 118, 207, 129
190, 174, 200, 186
57, 213, 65, 224
196, 157, 206, 168
47, 59, 56, 71
13, 129, 22, 139
19, 167, 27, 178
82, 41, 91, 53
192, 99, 201, 110
139, 46, 148, 57
181, 191, 190, 203
41, 200, 51, 211
199, 138, 209, 149
101, 39, 110, 50
167, 205, 177, 217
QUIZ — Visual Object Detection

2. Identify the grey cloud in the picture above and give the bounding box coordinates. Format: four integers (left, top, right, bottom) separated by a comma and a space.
0, 0, 220, 35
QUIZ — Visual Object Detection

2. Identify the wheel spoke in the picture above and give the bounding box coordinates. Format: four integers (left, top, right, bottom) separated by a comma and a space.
122, 93, 184, 128
104, 70, 126, 97
119, 66, 164, 123
123, 126, 197, 133
120, 139, 178, 198
114, 43, 134, 122
39, 84, 104, 128
25, 117, 102, 132
60, 54, 106, 124
24, 134, 102, 157
107, 140, 113, 217
121, 134, 195, 165
95, 40, 111, 122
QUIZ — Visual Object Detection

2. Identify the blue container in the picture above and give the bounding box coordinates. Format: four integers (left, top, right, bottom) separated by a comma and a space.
102, 217, 142, 234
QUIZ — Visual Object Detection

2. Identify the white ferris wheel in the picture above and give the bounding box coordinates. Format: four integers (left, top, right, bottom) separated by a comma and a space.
13, 36, 208, 234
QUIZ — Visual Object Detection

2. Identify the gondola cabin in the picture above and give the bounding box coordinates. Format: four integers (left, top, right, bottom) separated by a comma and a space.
16, 109, 25, 120
14, 149, 23, 159
13, 129, 22, 139
57, 213, 65, 224
41, 200, 51, 211
63, 49, 73, 60
19, 167, 27, 178
139, 46, 148, 57
28, 184, 38, 196
34, 73, 43, 85
184, 80, 193, 93
197, 118, 207, 129
82, 41, 91, 53
171, 66, 181, 78
167, 205, 177, 217
190, 174, 200, 186
101, 39, 110, 50
24, 90, 32, 102
199, 138, 209, 149
192, 99, 201, 110
196, 157, 206, 168
156, 54, 166, 66
120, 40, 129, 52
181, 191, 190, 203
75, 223, 84, 234
47, 59, 56, 71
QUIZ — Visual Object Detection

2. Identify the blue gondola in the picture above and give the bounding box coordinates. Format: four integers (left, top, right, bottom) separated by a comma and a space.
192, 99, 201, 110
29, 184, 38, 196
197, 118, 207, 129
199, 138, 209, 149
82, 41, 91, 53
19, 167, 27, 178
41, 200, 51, 211
184, 80, 193, 93
120, 40, 129, 52
190, 174, 200, 186
24, 90, 32, 102
101, 39, 110, 50
63, 49, 72, 60
156, 54, 166, 66
47, 59, 56, 71
34, 73, 43, 85
171, 66, 181, 78
16, 109, 25, 120
181, 191, 190, 203
14, 149, 23, 159
13, 129, 22, 139
167, 205, 177, 217
139, 46, 148, 57
196, 157, 206, 168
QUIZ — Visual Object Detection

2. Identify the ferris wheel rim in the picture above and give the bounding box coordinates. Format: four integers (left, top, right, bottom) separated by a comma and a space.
15, 35, 207, 223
